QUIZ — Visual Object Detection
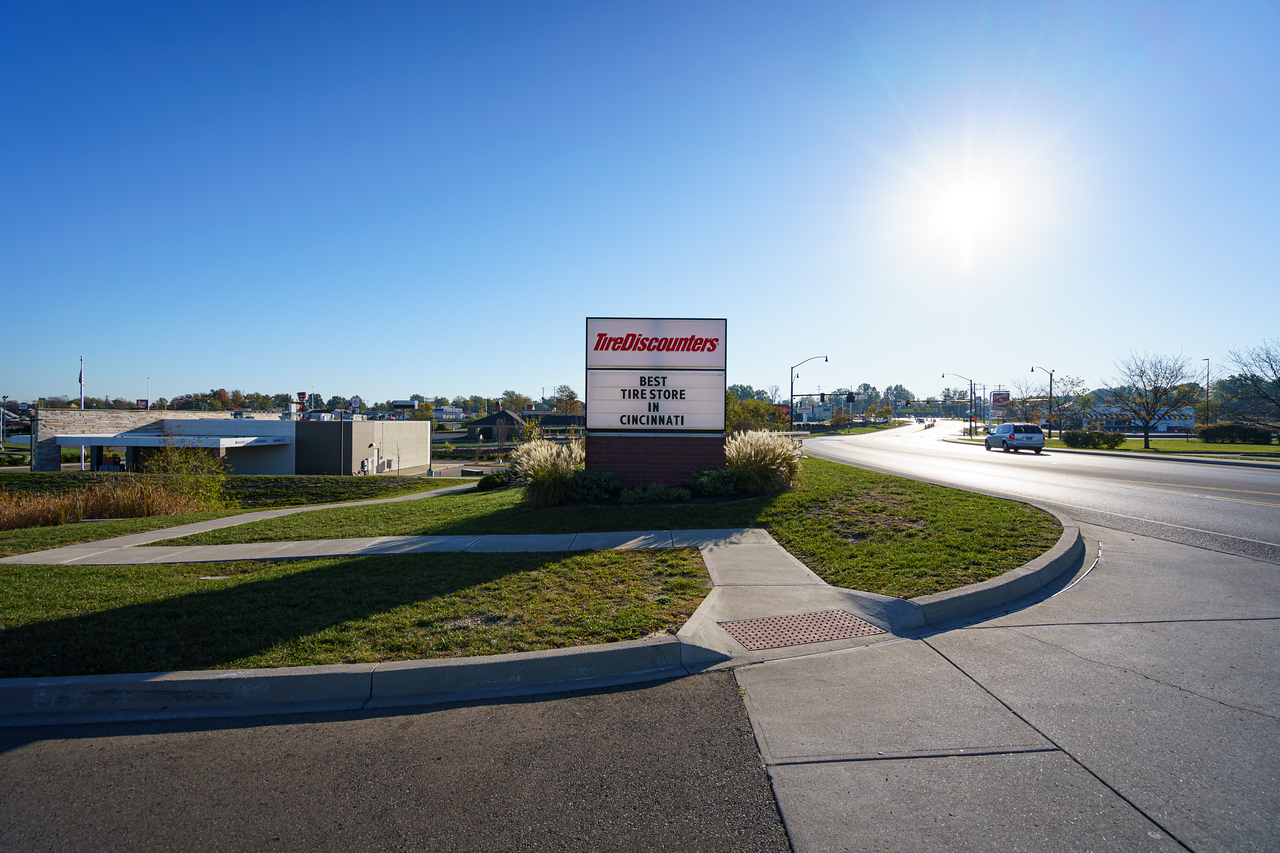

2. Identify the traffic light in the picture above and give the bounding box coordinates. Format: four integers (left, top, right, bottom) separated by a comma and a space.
846, 393, 856, 403
819, 393, 825, 403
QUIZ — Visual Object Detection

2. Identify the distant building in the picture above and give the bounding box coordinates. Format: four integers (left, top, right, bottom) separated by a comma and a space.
465, 410, 525, 441
31, 409, 431, 475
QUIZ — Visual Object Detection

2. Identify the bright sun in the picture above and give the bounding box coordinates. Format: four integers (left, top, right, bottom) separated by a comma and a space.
928, 178, 1014, 268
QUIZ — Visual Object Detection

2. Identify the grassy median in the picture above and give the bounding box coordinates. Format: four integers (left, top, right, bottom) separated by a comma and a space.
0, 549, 708, 678
162, 457, 1062, 599
0, 459, 1064, 677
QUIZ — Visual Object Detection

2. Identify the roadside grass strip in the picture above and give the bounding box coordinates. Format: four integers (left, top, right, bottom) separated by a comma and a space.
0, 549, 709, 678
162, 458, 1062, 600
1042, 438, 1279, 456
0, 477, 472, 559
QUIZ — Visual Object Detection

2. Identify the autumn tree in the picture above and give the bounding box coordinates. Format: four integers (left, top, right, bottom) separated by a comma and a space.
552, 384, 582, 415
500, 390, 532, 412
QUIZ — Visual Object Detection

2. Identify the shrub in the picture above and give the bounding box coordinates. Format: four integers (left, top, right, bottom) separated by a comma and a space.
1060, 430, 1126, 450
508, 439, 584, 508
1061, 430, 1092, 448
1095, 431, 1126, 449
618, 484, 692, 504
1197, 423, 1274, 445
476, 471, 511, 491
142, 438, 227, 509
690, 467, 741, 497
569, 469, 618, 503
725, 430, 801, 494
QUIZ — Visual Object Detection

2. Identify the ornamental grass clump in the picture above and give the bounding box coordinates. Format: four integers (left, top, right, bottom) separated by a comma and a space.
0, 478, 215, 531
508, 439, 584, 508
725, 430, 802, 494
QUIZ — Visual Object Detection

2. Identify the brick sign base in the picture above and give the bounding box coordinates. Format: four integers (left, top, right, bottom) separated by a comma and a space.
586, 434, 726, 489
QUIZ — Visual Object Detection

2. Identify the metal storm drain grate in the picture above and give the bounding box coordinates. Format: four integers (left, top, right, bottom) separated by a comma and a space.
718, 610, 886, 651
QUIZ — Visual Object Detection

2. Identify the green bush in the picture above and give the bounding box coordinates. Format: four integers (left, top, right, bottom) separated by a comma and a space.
725, 430, 801, 495
1096, 432, 1126, 449
476, 471, 511, 491
569, 469, 618, 503
142, 438, 227, 510
691, 467, 741, 497
1061, 430, 1092, 448
618, 484, 692, 504
1197, 423, 1274, 445
1060, 430, 1126, 450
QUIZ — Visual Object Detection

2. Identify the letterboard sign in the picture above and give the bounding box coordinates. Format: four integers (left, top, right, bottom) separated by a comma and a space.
586, 317, 726, 432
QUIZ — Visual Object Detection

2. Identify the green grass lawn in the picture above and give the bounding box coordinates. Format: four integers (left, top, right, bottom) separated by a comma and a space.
1041, 438, 1278, 455
0, 549, 709, 678
163, 457, 1062, 600
0, 458, 1065, 678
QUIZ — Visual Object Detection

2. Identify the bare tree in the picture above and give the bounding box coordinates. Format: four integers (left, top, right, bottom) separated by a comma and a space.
1054, 375, 1097, 430
1227, 338, 1280, 427
1007, 377, 1046, 423
1106, 351, 1200, 449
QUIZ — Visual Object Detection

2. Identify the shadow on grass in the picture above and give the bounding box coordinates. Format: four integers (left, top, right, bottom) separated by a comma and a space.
393, 490, 785, 537
0, 552, 559, 680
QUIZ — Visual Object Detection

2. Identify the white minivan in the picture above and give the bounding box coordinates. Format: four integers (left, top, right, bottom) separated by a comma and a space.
984, 423, 1046, 453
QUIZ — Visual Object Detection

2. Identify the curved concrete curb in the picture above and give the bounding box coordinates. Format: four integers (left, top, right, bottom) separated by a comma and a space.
0, 637, 692, 727
0, 513, 1084, 726
908, 507, 1084, 628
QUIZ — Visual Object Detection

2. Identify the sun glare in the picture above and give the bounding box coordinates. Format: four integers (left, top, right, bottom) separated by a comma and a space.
928, 177, 1014, 268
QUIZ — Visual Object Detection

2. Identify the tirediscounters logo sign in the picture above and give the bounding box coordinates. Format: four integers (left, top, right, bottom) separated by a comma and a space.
586, 317, 726, 431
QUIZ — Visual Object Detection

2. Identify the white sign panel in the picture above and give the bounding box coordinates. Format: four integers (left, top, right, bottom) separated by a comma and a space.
587, 317, 726, 369
586, 317, 726, 432
587, 370, 725, 430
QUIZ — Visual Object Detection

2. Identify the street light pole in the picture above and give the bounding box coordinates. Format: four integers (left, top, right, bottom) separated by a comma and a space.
1203, 357, 1210, 429
790, 355, 828, 431
942, 372, 976, 436
1032, 366, 1055, 439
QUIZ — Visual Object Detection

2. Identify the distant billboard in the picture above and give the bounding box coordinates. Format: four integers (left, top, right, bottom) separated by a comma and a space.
991, 391, 1011, 411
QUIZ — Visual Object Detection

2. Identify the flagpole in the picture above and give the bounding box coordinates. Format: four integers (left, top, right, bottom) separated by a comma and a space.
79, 356, 85, 471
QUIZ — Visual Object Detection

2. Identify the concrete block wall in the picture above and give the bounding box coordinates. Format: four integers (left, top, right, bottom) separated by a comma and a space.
370, 421, 432, 473
33, 410, 237, 472
586, 433, 726, 488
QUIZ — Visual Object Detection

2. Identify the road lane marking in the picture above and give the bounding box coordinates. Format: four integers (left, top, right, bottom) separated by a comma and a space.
1125, 480, 1280, 498
1119, 483, 1280, 508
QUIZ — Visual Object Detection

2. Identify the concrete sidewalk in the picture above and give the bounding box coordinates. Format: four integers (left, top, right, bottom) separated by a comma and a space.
0, 511, 1081, 726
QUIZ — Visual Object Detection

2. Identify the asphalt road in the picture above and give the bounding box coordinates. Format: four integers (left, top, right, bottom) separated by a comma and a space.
804, 423, 1280, 563
0, 672, 790, 853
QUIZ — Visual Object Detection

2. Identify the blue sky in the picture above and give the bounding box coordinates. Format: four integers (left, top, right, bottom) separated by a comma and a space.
3, 1, 1277, 406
